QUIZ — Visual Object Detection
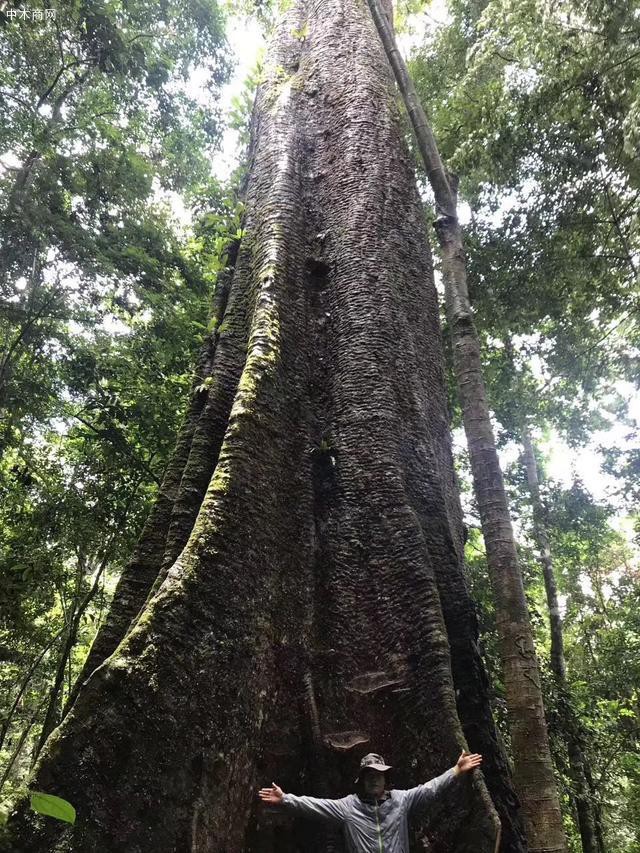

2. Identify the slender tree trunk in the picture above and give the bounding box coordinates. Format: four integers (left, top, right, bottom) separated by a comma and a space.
365, 3, 567, 850
0, 243, 44, 421
4, 3, 521, 851
34, 554, 88, 758
4, 68, 92, 223
0, 696, 49, 796
520, 431, 565, 679
33, 633, 75, 763
521, 428, 604, 853
0, 631, 61, 754
0, 65, 93, 334
584, 761, 607, 853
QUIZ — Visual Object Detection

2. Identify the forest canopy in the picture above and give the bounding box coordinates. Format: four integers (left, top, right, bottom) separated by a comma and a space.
0, 1, 638, 851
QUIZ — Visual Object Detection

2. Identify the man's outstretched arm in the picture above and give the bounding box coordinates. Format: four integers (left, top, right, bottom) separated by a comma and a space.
258, 782, 346, 824
403, 751, 482, 814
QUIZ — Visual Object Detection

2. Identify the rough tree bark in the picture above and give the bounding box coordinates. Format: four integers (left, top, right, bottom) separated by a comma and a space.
63, 249, 238, 717
521, 428, 604, 853
365, 2, 567, 851
4, 3, 523, 851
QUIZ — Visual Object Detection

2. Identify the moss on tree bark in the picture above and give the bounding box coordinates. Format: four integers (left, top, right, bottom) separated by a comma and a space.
4, 2, 523, 851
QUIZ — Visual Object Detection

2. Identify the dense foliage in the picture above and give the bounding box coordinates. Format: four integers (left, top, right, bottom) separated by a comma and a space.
0, 0, 233, 812
407, 0, 639, 847
1, 1, 638, 850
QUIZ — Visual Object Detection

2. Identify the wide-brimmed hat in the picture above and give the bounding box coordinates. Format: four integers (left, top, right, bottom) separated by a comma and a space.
355, 753, 393, 782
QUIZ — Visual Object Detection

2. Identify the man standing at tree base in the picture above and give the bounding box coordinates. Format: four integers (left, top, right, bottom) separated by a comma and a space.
258, 750, 483, 852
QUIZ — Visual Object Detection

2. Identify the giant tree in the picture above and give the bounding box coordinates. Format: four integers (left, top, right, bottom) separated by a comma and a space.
366, 3, 567, 850
4, 2, 524, 851
0, 0, 230, 794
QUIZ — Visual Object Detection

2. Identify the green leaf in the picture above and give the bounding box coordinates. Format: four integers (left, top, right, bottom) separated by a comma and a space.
30, 792, 76, 825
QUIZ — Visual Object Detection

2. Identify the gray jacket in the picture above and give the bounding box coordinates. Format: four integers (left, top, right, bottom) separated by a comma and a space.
280, 767, 459, 853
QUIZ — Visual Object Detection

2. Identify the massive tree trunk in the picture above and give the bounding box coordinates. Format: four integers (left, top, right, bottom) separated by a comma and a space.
4, 3, 522, 851
364, 3, 566, 851
63, 248, 238, 715
521, 428, 604, 853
